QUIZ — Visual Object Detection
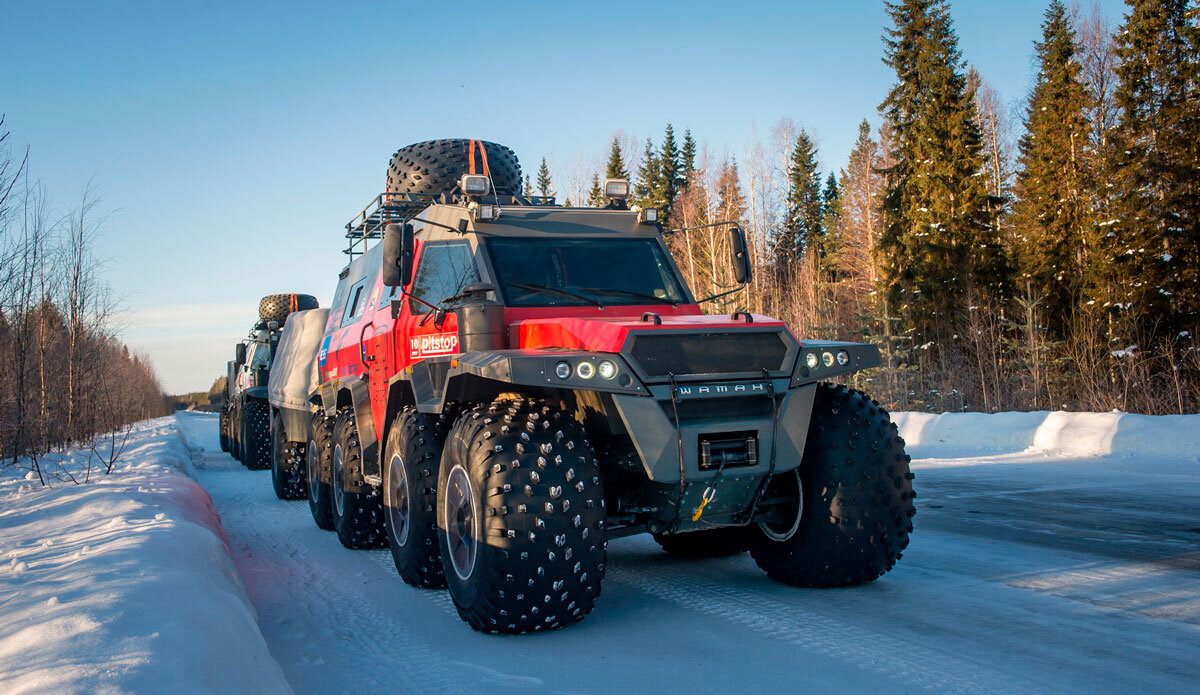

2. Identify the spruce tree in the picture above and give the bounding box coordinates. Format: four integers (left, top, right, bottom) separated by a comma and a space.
1011, 0, 1091, 338
1100, 0, 1200, 340
781, 129, 823, 268
523, 174, 532, 197
536, 158, 553, 196
879, 0, 1008, 338
840, 119, 884, 288
587, 174, 604, 207
817, 172, 844, 274
605, 138, 630, 181
658, 124, 682, 219
681, 129, 697, 183
634, 137, 660, 209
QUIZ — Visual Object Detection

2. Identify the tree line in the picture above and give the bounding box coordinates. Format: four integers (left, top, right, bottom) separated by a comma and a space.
0, 116, 169, 474
533, 0, 1199, 415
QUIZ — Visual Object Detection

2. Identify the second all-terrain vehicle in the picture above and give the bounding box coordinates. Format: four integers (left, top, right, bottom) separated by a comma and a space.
300, 138, 915, 634
221, 293, 318, 469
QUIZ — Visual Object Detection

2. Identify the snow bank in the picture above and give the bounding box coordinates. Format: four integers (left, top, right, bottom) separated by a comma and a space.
892, 409, 1200, 462
0, 417, 290, 695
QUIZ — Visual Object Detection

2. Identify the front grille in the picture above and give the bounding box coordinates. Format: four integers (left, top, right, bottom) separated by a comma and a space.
628, 331, 788, 377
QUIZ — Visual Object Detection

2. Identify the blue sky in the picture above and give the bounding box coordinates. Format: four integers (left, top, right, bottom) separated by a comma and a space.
3, 0, 1128, 392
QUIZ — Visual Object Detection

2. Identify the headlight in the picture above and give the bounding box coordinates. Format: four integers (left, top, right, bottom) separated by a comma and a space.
805, 352, 819, 369
836, 350, 850, 366
576, 361, 596, 379
598, 360, 617, 380
554, 361, 571, 379
821, 351, 835, 367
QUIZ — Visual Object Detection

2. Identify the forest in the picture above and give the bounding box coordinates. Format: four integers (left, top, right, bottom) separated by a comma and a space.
0, 118, 169, 471
533, 0, 1200, 415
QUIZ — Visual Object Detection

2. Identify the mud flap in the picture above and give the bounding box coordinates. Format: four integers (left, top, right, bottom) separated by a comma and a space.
346, 376, 380, 482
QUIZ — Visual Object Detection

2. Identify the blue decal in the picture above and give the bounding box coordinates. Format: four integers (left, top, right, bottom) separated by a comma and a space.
318, 335, 332, 366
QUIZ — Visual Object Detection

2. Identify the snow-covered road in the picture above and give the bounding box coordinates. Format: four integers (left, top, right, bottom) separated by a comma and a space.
175, 411, 1200, 695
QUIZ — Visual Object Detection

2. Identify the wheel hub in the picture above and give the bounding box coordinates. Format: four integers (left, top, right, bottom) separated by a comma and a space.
306, 442, 320, 501
332, 443, 346, 517
758, 469, 803, 542
386, 453, 411, 546
443, 465, 477, 581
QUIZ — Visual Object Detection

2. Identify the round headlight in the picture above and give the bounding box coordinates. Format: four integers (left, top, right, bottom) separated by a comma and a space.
576, 361, 596, 379
554, 361, 571, 379
836, 350, 850, 366
805, 352, 819, 369
822, 351, 835, 367
598, 360, 617, 380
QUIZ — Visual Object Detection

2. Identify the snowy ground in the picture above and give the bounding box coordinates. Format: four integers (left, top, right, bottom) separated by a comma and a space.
171, 409, 1200, 695
0, 417, 289, 695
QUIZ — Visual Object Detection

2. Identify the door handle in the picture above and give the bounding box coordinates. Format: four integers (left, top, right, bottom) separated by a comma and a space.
359, 322, 374, 368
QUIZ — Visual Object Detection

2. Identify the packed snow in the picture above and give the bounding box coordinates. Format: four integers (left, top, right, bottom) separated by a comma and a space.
0, 417, 289, 695
3, 410, 1198, 694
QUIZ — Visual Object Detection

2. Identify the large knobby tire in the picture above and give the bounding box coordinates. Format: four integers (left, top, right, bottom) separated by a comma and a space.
218, 408, 231, 453
438, 398, 607, 634
241, 400, 272, 470
382, 407, 455, 589
654, 526, 753, 558
258, 293, 319, 324
750, 384, 916, 587
331, 410, 386, 549
306, 413, 336, 530
271, 411, 308, 500
386, 139, 522, 198
229, 404, 242, 462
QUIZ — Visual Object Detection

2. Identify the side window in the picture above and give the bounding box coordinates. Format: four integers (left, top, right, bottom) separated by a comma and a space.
409, 241, 479, 315
340, 280, 366, 326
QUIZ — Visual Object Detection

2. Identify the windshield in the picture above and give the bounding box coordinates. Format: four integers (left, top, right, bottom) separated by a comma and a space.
486, 238, 689, 308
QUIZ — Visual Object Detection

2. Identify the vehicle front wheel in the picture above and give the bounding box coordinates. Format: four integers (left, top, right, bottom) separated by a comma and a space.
242, 400, 272, 470
749, 384, 916, 587
438, 398, 607, 634
331, 410, 385, 549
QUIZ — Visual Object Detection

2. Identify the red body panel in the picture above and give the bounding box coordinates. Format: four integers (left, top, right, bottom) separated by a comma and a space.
512, 313, 787, 353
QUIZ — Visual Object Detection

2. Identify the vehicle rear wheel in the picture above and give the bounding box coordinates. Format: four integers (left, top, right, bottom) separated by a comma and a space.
219, 408, 230, 453
306, 413, 336, 530
654, 526, 752, 558
241, 400, 272, 470
230, 404, 242, 462
383, 408, 453, 589
331, 410, 385, 549
271, 411, 307, 500
438, 397, 607, 634
749, 384, 916, 587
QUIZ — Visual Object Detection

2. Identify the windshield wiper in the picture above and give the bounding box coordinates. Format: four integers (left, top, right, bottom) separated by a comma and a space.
579, 287, 678, 306
508, 282, 604, 307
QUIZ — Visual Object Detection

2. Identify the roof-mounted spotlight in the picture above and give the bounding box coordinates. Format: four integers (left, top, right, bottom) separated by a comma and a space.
604, 178, 630, 200
634, 206, 658, 225
460, 174, 491, 196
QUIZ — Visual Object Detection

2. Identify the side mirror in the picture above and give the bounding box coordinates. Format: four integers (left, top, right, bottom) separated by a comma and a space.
729, 226, 752, 284
382, 223, 415, 288
235, 343, 246, 365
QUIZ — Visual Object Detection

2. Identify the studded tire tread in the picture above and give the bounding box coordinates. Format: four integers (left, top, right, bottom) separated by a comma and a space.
386, 139, 522, 198
241, 400, 272, 470
384, 407, 456, 589
332, 410, 386, 550
271, 411, 307, 500
439, 397, 607, 634
307, 412, 336, 531
750, 383, 916, 587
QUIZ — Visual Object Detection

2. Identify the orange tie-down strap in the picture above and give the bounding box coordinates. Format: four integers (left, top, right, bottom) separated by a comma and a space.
468, 139, 491, 178
289, 293, 296, 313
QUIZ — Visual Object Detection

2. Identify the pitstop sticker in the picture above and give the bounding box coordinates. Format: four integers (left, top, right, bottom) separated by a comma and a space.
409, 333, 459, 359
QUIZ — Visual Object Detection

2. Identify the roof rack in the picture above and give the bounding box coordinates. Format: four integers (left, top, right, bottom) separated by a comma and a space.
343, 192, 561, 258
344, 193, 438, 257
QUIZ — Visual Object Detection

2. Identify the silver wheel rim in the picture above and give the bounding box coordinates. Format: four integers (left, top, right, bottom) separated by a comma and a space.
758, 469, 803, 542
443, 464, 477, 581
332, 443, 346, 517
386, 453, 411, 546
306, 441, 320, 500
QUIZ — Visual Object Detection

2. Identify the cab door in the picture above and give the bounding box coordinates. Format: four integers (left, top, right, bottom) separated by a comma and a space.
363, 274, 395, 435
400, 239, 480, 368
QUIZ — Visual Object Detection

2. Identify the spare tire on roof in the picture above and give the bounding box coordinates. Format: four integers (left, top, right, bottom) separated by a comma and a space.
259, 293, 319, 324
386, 139, 522, 198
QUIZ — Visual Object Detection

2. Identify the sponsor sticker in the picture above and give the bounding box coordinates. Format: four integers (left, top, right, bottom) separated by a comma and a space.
409, 333, 459, 359
317, 335, 332, 366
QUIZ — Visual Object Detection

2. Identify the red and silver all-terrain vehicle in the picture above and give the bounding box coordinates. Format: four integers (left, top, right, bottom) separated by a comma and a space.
302, 139, 915, 634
